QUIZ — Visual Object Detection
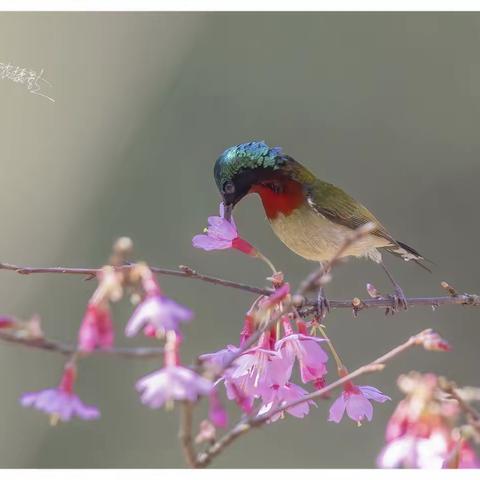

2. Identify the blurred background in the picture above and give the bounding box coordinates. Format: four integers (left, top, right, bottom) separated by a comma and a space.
0, 12, 479, 468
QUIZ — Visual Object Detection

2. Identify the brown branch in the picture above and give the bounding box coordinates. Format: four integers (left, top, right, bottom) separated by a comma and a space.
179, 401, 198, 468
300, 293, 480, 315
195, 329, 430, 468
2, 261, 478, 316
0, 261, 270, 296
0, 331, 164, 359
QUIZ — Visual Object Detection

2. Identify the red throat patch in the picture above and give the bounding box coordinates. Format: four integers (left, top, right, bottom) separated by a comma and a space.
250, 179, 304, 219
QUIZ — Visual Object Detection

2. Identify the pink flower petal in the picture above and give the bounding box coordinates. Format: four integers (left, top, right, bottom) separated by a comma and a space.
328, 393, 347, 423
19, 388, 99, 422
377, 436, 417, 468
207, 223, 237, 242
258, 383, 314, 422
359, 385, 391, 403
275, 334, 328, 384
192, 234, 232, 251
346, 393, 373, 422
125, 295, 192, 337
136, 366, 213, 408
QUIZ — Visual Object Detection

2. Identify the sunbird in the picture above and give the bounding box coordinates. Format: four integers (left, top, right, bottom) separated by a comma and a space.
213, 141, 429, 312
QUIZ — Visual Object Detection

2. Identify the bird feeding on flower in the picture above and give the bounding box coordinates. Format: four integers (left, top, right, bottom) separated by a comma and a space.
212, 141, 430, 310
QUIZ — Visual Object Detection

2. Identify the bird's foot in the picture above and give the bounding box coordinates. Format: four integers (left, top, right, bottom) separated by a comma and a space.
386, 284, 408, 314
316, 288, 331, 319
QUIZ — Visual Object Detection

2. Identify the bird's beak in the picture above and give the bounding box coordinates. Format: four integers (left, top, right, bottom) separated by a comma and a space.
223, 202, 233, 222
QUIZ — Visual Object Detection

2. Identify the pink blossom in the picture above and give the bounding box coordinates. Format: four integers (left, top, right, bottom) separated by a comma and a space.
224, 376, 256, 414
378, 428, 480, 469
455, 441, 480, 469
221, 342, 294, 414
229, 345, 293, 395
19, 364, 99, 423
136, 366, 213, 408
192, 203, 255, 255
377, 430, 459, 469
208, 388, 228, 428
329, 383, 390, 424
275, 333, 328, 384
77, 303, 114, 352
216, 334, 294, 413
125, 294, 193, 338
378, 434, 443, 468
258, 382, 316, 422
199, 344, 239, 372
0, 316, 15, 329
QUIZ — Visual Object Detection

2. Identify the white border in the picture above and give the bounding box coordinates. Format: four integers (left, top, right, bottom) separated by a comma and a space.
0, 1, 478, 475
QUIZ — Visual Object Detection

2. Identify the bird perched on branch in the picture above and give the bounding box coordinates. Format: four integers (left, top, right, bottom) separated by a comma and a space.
213, 141, 429, 314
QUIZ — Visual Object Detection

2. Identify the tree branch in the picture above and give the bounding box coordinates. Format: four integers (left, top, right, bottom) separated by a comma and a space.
195, 329, 432, 468
1, 261, 478, 315
300, 293, 480, 315
0, 331, 164, 359
179, 401, 198, 468
0, 261, 270, 296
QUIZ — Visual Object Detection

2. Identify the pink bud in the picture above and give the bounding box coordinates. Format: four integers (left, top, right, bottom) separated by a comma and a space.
0, 316, 15, 329
419, 330, 451, 352
78, 303, 114, 352
143, 324, 158, 338
195, 420, 216, 444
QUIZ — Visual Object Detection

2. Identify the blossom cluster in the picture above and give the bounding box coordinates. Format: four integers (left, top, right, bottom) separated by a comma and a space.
192, 205, 390, 424
378, 372, 480, 469
0, 202, 475, 469
200, 283, 389, 424
12, 239, 219, 424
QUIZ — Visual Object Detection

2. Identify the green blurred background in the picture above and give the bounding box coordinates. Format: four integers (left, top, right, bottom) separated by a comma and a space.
0, 12, 479, 468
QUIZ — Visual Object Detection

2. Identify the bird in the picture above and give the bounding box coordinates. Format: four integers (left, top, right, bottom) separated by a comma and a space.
213, 140, 429, 313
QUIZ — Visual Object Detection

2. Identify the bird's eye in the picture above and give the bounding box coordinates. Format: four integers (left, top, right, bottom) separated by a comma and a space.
223, 181, 235, 195
264, 182, 283, 194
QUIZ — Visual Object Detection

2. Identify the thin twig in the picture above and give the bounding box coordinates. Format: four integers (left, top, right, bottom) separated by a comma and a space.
0, 331, 164, 358
196, 329, 429, 468
0, 261, 270, 296
299, 293, 480, 315
179, 401, 198, 468
2, 261, 477, 315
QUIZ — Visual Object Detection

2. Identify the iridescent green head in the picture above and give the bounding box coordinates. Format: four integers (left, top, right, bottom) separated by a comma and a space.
214, 141, 286, 212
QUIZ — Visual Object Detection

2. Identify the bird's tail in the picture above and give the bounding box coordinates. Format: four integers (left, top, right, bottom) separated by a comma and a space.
383, 241, 433, 273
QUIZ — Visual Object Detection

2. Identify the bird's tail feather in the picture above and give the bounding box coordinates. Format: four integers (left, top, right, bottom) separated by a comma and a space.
383, 241, 433, 273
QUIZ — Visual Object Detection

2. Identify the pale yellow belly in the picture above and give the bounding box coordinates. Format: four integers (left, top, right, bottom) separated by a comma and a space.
269, 206, 391, 262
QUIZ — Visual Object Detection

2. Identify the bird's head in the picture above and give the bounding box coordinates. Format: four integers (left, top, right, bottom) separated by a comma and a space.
214, 141, 297, 220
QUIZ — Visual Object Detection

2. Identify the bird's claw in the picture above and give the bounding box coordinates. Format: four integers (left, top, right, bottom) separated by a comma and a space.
385, 286, 408, 315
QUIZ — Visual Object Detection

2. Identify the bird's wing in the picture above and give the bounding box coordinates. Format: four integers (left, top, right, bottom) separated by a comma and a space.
306, 180, 396, 245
